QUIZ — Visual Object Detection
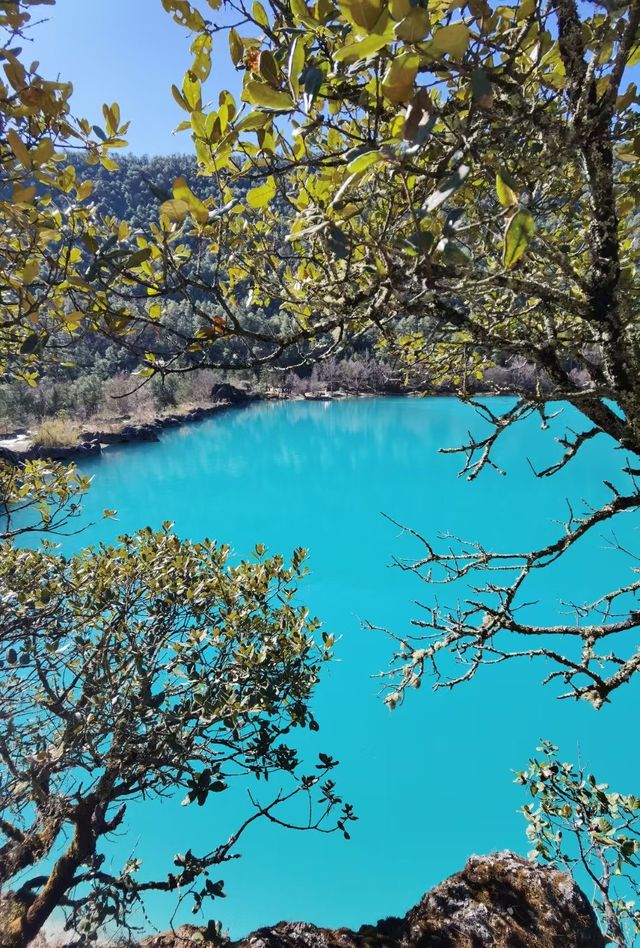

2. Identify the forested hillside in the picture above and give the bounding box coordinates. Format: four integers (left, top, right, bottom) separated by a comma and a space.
0, 153, 418, 430
0, 153, 569, 433
0, 155, 266, 429
67, 153, 221, 226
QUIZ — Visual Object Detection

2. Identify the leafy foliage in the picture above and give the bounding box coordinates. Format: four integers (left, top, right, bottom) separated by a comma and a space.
0, 457, 92, 540
0, 1, 130, 382
0, 472, 354, 947
140, 0, 640, 389
135, 0, 640, 706
2, 0, 640, 942
0, 9, 354, 946
517, 741, 640, 948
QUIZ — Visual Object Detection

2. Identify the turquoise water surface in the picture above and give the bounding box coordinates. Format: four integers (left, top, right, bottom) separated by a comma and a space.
53, 396, 639, 936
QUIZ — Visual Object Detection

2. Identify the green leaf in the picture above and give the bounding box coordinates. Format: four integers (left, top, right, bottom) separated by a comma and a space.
503, 209, 534, 268
173, 176, 209, 224
382, 52, 419, 103
8, 130, 31, 167
242, 81, 295, 111
171, 84, 190, 112
516, 0, 536, 19
258, 50, 279, 87
332, 30, 392, 63
229, 28, 244, 66
347, 149, 385, 174
339, 0, 384, 32
389, 0, 411, 19
429, 21, 469, 61
394, 9, 430, 42
291, 0, 318, 26
496, 170, 518, 208
627, 42, 640, 68
235, 111, 273, 132
252, 0, 270, 27
288, 37, 306, 99
159, 198, 190, 223
246, 176, 277, 208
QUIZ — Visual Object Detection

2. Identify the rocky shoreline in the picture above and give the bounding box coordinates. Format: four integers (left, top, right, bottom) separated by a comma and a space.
0, 384, 264, 464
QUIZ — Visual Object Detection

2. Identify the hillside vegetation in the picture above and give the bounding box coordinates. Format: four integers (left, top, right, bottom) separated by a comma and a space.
0, 154, 560, 431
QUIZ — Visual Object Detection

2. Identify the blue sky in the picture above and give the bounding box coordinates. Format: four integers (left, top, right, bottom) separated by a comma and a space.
29, 0, 241, 155
30, 3, 640, 157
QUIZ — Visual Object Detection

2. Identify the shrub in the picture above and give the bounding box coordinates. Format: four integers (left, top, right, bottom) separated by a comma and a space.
31, 418, 81, 448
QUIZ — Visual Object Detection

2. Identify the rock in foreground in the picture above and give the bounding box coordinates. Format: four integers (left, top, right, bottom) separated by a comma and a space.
142, 852, 604, 948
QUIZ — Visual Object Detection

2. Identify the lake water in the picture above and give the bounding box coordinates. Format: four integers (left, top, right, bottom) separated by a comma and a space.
54, 396, 639, 937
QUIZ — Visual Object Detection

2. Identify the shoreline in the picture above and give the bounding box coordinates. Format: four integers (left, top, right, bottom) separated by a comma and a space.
0, 386, 510, 465
0, 396, 259, 464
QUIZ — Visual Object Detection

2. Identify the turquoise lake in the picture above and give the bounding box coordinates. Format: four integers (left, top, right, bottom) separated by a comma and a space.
54, 396, 639, 936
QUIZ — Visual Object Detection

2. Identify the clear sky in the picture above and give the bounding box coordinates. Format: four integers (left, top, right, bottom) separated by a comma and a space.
29, 3, 640, 157
29, 0, 242, 155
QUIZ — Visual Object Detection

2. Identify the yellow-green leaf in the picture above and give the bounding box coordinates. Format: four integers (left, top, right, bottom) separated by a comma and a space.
503, 209, 534, 268
159, 198, 190, 223
389, 0, 411, 20
173, 176, 209, 224
229, 29, 244, 66
252, 0, 270, 26
333, 29, 392, 63
288, 37, 306, 99
242, 81, 295, 111
100, 156, 119, 172
172, 84, 190, 112
382, 52, 419, 102
515, 0, 535, 20
63, 310, 84, 330
347, 149, 385, 173
259, 50, 279, 86
8, 130, 30, 167
77, 180, 93, 201
429, 21, 469, 60
496, 171, 518, 208
12, 185, 36, 204
290, 0, 319, 26
22, 259, 40, 284
339, 0, 384, 31
394, 9, 430, 42
235, 111, 273, 132
182, 72, 202, 110
247, 176, 277, 208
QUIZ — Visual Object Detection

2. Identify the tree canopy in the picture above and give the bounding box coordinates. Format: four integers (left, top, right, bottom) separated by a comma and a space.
0, 7, 353, 945
0, 469, 351, 946
2, 0, 640, 941
144, 0, 640, 707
